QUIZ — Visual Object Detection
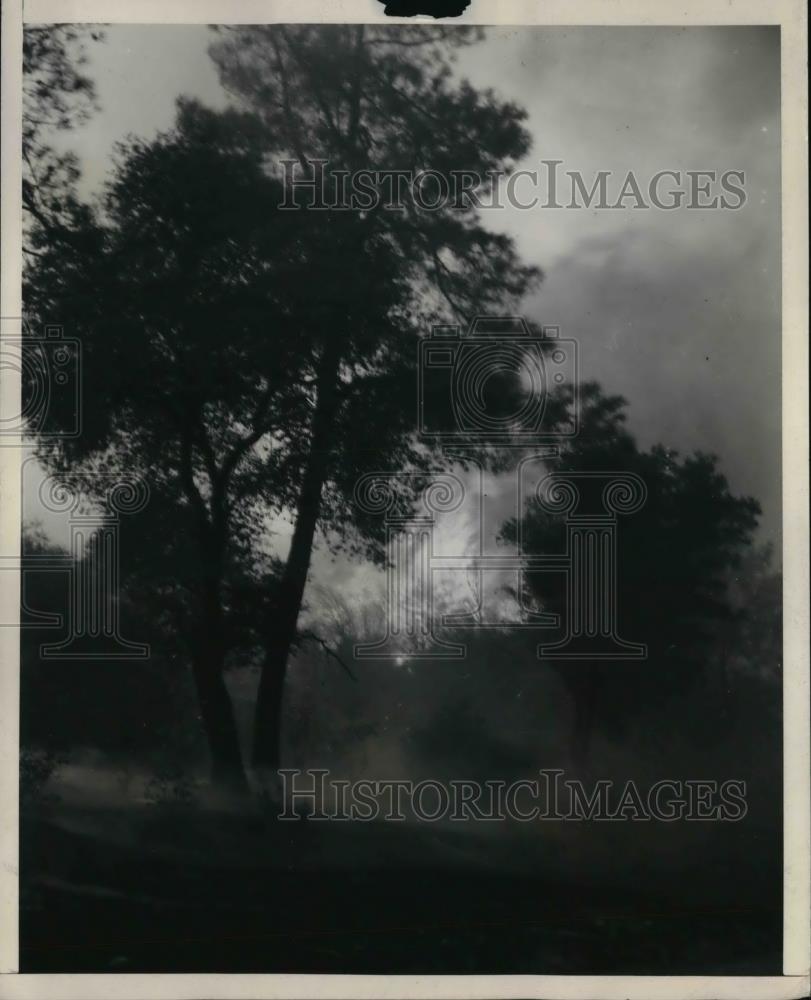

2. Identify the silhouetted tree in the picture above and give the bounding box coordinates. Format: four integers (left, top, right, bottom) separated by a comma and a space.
26, 26, 548, 782
502, 383, 761, 764
209, 24, 542, 770
24, 101, 326, 788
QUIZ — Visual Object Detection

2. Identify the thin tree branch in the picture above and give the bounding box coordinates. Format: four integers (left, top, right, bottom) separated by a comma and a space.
299, 629, 357, 681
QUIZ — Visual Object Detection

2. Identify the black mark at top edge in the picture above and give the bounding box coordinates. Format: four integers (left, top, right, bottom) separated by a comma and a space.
380, 0, 471, 18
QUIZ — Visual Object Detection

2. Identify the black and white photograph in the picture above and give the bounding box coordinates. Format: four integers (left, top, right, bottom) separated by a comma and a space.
0, 0, 808, 996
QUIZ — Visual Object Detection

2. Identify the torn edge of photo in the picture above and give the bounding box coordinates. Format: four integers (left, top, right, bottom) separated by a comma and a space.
0, 0, 808, 998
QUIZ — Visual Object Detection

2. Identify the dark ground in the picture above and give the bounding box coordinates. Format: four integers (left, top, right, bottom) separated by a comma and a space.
20, 800, 782, 974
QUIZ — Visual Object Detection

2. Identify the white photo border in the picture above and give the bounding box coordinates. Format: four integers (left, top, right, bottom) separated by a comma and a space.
1, 1, 807, 997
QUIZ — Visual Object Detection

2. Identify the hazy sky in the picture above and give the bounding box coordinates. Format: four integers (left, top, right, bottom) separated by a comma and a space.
32, 24, 781, 577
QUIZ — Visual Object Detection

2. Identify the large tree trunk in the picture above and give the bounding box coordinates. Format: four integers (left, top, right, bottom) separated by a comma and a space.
191, 643, 248, 792
190, 533, 248, 792
252, 338, 342, 770
176, 423, 248, 791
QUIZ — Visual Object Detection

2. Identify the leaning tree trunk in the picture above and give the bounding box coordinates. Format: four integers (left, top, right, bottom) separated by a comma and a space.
252, 337, 342, 771
176, 423, 248, 791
